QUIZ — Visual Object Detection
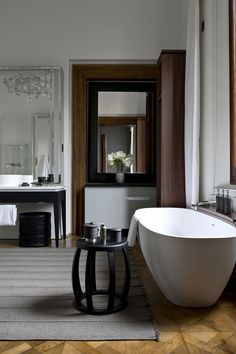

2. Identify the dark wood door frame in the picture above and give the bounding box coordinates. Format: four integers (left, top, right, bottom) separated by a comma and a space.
72, 64, 160, 236
230, 0, 236, 183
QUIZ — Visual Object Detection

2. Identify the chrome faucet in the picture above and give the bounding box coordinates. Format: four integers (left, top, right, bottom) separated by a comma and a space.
192, 200, 216, 211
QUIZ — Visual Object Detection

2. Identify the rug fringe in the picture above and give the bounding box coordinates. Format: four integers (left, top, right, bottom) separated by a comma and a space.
129, 249, 160, 341
153, 320, 160, 341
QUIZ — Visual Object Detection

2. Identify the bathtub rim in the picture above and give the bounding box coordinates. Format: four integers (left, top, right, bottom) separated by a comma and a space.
135, 207, 236, 240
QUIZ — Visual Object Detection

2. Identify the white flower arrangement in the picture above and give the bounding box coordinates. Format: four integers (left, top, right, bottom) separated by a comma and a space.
107, 151, 133, 172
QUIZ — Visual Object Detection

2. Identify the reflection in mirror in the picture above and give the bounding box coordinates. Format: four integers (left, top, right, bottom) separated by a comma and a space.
88, 81, 156, 184
6, 144, 29, 174
98, 92, 149, 174
99, 122, 134, 173
0, 66, 62, 182
32, 114, 53, 178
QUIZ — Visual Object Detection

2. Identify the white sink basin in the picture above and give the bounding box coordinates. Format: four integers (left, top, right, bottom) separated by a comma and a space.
0, 175, 33, 187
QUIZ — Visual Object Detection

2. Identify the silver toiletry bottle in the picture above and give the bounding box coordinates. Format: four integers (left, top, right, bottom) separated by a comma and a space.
100, 223, 107, 245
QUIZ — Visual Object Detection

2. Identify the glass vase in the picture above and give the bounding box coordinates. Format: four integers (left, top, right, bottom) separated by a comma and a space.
116, 172, 125, 184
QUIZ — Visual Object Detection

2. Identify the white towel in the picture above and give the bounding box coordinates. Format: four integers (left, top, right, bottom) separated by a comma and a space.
0, 205, 17, 226
127, 211, 140, 247
37, 155, 49, 178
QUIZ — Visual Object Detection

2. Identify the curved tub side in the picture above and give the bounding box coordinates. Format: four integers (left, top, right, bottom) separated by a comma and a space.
139, 223, 236, 307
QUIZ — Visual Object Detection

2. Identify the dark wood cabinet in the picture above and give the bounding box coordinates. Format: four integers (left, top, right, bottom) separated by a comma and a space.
157, 50, 186, 207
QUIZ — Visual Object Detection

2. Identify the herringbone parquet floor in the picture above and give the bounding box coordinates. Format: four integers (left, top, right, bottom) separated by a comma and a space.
0, 236, 235, 354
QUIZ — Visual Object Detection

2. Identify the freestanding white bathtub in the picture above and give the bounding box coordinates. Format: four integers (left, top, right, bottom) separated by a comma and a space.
128, 207, 236, 307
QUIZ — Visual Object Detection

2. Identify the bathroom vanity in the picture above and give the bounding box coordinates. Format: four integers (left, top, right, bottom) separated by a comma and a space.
0, 66, 64, 244
85, 185, 156, 229
0, 186, 66, 247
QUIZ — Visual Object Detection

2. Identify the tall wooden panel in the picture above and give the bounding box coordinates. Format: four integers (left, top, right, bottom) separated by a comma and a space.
157, 50, 186, 207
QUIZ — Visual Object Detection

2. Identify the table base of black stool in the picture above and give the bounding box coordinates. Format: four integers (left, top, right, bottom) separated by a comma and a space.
72, 239, 130, 316
75, 290, 128, 315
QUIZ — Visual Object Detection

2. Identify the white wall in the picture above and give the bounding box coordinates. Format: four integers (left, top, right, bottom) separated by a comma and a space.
0, 0, 187, 236
200, 0, 230, 200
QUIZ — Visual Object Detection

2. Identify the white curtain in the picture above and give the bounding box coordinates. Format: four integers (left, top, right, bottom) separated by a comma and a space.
185, 0, 200, 207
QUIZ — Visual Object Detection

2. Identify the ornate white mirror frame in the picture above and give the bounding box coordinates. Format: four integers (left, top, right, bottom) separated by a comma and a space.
0, 66, 63, 184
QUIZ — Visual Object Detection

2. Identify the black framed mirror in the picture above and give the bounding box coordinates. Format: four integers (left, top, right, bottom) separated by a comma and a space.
87, 81, 157, 184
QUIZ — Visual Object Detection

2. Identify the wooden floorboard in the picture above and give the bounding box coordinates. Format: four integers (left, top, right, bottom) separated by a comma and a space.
0, 236, 235, 354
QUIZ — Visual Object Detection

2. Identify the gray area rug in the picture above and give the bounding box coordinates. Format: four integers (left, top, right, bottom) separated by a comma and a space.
0, 247, 158, 340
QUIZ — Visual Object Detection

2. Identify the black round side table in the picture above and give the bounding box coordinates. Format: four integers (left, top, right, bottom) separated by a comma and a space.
72, 238, 130, 315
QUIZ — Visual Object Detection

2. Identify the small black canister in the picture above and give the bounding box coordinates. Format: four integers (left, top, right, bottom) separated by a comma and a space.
108, 228, 122, 243
83, 222, 98, 242
47, 174, 54, 183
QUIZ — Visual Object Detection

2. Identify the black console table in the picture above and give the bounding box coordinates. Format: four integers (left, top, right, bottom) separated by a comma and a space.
0, 188, 66, 248
72, 238, 130, 315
